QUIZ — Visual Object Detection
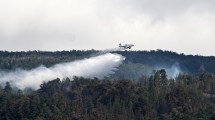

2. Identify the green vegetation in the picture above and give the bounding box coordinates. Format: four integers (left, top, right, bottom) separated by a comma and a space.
0, 50, 215, 119
0, 72, 215, 119
0, 50, 96, 70
1, 49, 215, 75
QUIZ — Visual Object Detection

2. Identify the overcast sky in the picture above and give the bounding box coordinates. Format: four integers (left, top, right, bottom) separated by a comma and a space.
0, 0, 215, 56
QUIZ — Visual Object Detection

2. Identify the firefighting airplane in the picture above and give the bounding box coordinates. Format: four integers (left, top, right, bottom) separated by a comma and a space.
119, 43, 134, 49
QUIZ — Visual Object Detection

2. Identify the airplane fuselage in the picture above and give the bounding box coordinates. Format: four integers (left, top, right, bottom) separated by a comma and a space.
119, 43, 134, 49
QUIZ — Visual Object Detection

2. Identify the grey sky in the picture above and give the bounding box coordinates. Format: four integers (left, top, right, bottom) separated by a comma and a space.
0, 0, 215, 55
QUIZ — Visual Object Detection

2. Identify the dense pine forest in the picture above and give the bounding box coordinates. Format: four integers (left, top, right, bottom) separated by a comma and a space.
0, 50, 215, 119
1, 50, 215, 75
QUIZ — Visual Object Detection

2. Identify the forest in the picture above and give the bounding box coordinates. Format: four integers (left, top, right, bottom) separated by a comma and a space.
0, 50, 215, 119
1, 50, 215, 75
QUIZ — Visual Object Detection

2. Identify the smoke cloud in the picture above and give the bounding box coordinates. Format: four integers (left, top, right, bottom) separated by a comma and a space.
155, 63, 181, 79
0, 53, 125, 90
94, 47, 126, 56
164, 65, 181, 79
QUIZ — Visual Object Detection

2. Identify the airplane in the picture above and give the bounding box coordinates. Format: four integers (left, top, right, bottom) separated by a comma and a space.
119, 43, 134, 49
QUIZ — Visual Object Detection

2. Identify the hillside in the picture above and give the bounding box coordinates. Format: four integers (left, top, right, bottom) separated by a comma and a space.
0, 50, 215, 119
0, 72, 215, 119
1, 50, 215, 79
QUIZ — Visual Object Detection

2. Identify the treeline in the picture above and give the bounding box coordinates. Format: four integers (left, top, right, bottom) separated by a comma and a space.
0, 70, 215, 120
1, 50, 215, 74
0, 50, 97, 70
116, 50, 215, 74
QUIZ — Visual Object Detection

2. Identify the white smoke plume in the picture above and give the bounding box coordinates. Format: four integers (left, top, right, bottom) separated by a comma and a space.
0, 53, 125, 90
93, 47, 126, 56
168, 65, 181, 79
155, 63, 181, 79
102, 47, 126, 53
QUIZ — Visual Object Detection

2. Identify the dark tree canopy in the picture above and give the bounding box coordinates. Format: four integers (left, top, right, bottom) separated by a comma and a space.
0, 73, 214, 120
0, 50, 215, 119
